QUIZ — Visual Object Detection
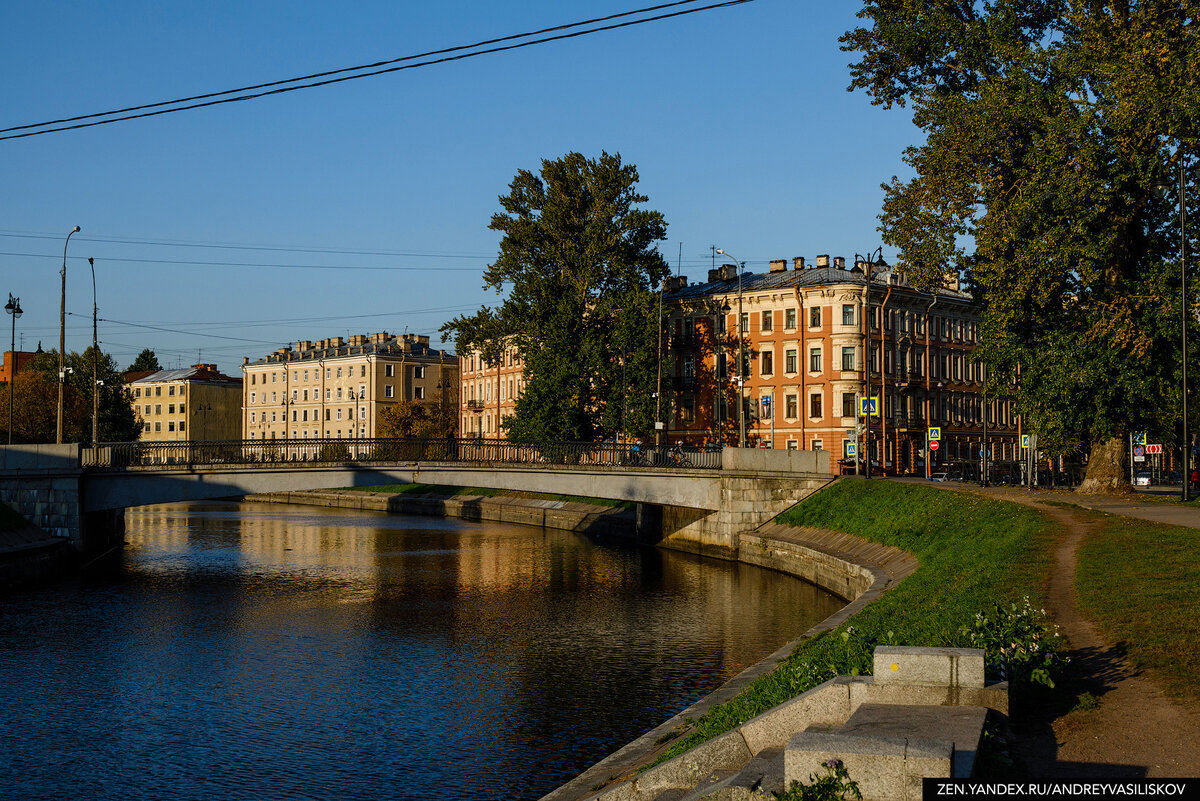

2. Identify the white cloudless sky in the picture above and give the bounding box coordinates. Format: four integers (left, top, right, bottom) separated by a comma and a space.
0, 0, 919, 374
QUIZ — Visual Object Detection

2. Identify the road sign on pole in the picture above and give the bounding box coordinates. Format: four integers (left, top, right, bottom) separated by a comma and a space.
1147, 443, 1163, 455
859, 397, 879, 416
929, 440, 940, 452
1021, 434, 1030, 449
928, 427, 941, 441
1133, 431, 1147, 445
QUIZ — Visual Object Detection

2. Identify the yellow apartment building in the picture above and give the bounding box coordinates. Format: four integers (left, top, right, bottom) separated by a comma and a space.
241, 332, 458, 440
128, 364, 243, 441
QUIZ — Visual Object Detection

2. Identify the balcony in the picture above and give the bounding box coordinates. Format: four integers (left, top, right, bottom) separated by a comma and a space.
466, 400, 486, 410
669, 334, 697, 350
671, 375, 696, 389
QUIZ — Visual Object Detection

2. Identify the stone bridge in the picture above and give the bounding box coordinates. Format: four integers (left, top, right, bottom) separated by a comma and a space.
0, 441, 832, 559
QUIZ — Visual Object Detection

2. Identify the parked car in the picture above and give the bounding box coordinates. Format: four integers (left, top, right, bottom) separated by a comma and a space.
1134, 472, 1152, 487
931, 472, 949, 482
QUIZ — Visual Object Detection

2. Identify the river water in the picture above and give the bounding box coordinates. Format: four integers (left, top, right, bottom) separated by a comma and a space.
0, 501, 844, 801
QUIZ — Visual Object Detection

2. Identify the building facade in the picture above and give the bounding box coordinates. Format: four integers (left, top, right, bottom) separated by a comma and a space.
241, 332, 458, 440
0, 349, 39, 385
662, 255, 1020, 475
128, 364, 243, 442
459, 344, 524, 438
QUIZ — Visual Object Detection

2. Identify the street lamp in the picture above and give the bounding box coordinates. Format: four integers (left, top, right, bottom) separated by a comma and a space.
715, 249, 746, 447
856, 247, 883, 478
5, 294, 22, 445
57, 225, 80, 444
1176, 149, 1191, 501
88, 257, 100, 446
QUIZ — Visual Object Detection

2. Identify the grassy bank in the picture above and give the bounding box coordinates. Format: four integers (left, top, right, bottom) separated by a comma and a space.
656, 479, 1058, 762
1075, 513, 1200, 700
346, 483, 634, 510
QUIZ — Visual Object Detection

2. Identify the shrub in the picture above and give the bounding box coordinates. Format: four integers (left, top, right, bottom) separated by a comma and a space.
962, 596, 1068, 688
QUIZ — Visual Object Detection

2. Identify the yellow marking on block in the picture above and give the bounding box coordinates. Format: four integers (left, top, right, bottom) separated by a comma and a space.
890, 663, 900, 672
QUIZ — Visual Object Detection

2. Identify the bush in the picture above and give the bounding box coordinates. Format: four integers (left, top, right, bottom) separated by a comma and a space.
775, 760, 862, 801
962, 596, 1069, 688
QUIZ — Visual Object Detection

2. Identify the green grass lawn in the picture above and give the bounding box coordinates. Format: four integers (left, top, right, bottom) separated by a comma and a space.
346, 483, 634, 510
1075, 513, 1200, 700
656, 478, 1059, 763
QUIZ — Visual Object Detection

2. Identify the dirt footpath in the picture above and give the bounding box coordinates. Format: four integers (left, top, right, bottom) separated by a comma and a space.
968, 488, 1200, 777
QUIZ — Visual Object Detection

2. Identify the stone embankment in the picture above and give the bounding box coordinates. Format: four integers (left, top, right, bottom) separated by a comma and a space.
244, 487, 921, 799
0, 517, 73, 591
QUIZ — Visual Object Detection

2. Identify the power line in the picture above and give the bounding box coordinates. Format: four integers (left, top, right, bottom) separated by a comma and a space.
0, 250, 485, 271
0, 230, 492, 260
0, 0, 751, 141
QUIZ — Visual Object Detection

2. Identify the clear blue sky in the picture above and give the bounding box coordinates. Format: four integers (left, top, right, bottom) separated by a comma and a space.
1, 0, 918, 375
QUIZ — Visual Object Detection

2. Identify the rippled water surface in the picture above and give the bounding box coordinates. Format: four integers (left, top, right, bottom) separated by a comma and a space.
0, 501, 844, 800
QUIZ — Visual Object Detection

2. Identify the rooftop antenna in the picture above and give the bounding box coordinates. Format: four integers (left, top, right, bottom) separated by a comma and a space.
677, 242, 682, 277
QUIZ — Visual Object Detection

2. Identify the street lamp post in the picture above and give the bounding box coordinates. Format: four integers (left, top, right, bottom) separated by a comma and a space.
57, 226, 80, 443
715, 249, 745, 447
5, 294, 22, 445
88, 257, 100, 446
857, 248, 883, 478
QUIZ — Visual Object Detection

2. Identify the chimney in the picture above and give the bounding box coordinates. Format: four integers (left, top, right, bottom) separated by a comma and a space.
793, 257, 805, 270
190, 363, 217, 372
720, 263, 739, 281
834, 256, 846, 270
295, 341, 311, 352
769, 259, 786, 273
816, 254, 830, 268
708, 268, 721, 283
242, 357, 249, 366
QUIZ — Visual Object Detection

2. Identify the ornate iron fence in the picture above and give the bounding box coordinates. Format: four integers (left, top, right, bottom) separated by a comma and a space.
82, 438, 723, 471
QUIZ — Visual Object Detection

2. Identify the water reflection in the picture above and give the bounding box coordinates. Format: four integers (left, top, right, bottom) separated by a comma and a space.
0, 501, 843, 801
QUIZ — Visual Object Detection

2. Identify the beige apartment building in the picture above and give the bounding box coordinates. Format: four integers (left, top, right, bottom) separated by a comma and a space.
127, 364, 243, 441
459, 343, 524, 438
241, 332, 458, 440
662, 254, 1019, 474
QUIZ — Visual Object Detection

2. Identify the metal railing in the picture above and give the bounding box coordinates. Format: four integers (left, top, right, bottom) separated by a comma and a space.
82, 437, 723, 471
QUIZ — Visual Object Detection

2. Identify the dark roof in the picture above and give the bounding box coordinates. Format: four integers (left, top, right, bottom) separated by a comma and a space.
665, 266, 972, 302
128, 367, 241, 385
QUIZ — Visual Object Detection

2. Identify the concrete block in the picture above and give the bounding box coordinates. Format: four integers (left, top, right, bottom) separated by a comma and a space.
739, 679, 853, 754
873, 646, 984, 689
786, 730, 952, 801
849, 679, 1009, 717
839, 703, 984, 779
634, 731, 751, 796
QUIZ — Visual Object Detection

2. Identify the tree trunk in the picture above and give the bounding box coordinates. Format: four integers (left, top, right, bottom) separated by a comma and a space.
1078, 436, 1135, 495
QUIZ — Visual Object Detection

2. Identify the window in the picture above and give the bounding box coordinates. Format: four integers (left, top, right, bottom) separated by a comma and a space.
178, 421, 185, 432
271, 392, 276, 403
360, 365, 366, 377
384, 385, 394, 398
292, 390, 298, 402
811, 440, 823, 452
155, 386, 161, 396
144, 405, 150, 415
155, 404, 161, 414
414, 386, 425, 400
787, 440, 798, 450
717, 353, 727, 378
302, 410, 308, 421
154, 422, 161, 432
336, 409, 342, 420
326, 389, 331, 400
808, 348, 821, 372
761, 351, 773, 375
326, 368, 331, 379
785, 308, 797, 329
740, 312, 748, 333
385, 364, 394, 377
810, 307, 822, 327
303, 390, 309, 401
325, 409, 330, 420
303, 371, 309, 381
134, 388, 141, 398
414, 366, 425, 379
178, 403, 185, 414
784, 349, 797, 373
292, 410, 297, 422
168, 385, 175, 396
168, 421, 175, 432
144, 422, 150, 432
843, 392, 857, 418
251, 392, 256, 404
680, 394, 695, 424
272, 373, 277, 383
809, 393, 822, 418
761, 310, 773, 331
336, 367, 342, 378
842, 346, 856, 371
785, 394, 798, 418
251, 412, 256, 423
842, 304, 855, 325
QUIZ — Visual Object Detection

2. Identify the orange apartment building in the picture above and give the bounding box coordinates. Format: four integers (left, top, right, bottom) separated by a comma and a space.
459, 343, 525, 438
661, 255, 1019, 475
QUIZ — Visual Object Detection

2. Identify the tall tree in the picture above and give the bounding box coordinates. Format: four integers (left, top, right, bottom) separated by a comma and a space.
16, 348, 140, 443
443, 151, 670, 442
842, 1, 1200, 492
127, 349, 161, 372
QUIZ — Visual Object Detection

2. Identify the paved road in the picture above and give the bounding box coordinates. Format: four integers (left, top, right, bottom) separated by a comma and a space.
894, 477, 1200, 530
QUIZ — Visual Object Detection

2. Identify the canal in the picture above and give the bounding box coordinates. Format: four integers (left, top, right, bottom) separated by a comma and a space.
0, 500, 845, 801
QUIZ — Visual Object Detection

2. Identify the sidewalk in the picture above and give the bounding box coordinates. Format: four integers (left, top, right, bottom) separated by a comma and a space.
895, 477, 1200, 530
